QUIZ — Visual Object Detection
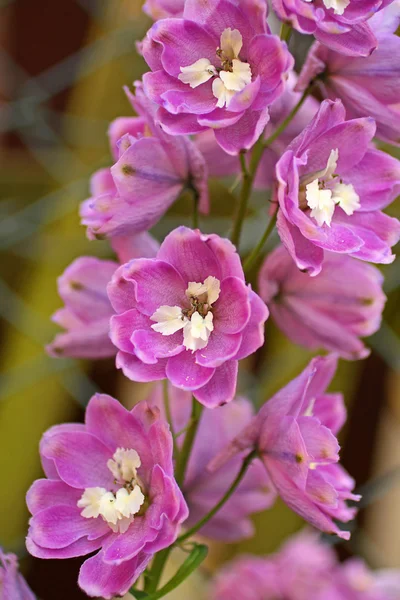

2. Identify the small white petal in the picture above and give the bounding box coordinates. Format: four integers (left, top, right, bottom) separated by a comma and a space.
323, 0, 350, 15
108, 448, 141, 482
115, 486, 145, 518
306, 180, 335, 227
150, 305, 185, 335
212, 77, 235, 108
178, 58, 217, 88
186, 281, 207, 298
203, 276, 220, 305
220, 28, 243, 60
219, 60, 252, 91
183, 312, 212, 351
332, 182, 361, 216
78, 487, 107, 519
99, 492, 120, 525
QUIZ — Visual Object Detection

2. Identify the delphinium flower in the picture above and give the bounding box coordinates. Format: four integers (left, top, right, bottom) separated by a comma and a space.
259, 245, 386, 359
296, 1, 400, 145
271, 0, 396, 56
107, 226, 269, 407
275, 99, 400, 276
141, 0, 294, 154
149, 383, 275, 541
80, 83, 209, 240
195, 72, 320, 189
210, 355, 359, 539
211, 530, 400, 599
47, 234, 159, 359
0, 549, 35, 600
26, 394, 188, 599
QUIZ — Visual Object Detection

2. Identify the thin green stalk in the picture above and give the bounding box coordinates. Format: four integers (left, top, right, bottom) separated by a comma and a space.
280, 22, 292, 42
175, 398, 203, 486
163, 379, 179, 461
231, 138, 266, 248
143, 547, 172, 594
243, 213, 277, 273
264, 88, 310, 148
176, 450, 257, 544
192, 188, 199, 229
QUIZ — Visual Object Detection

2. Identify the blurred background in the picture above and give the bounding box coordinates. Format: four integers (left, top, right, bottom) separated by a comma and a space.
0, 1, 399, 598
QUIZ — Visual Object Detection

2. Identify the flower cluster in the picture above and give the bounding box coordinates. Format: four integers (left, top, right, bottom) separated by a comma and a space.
22, 0, 400, 597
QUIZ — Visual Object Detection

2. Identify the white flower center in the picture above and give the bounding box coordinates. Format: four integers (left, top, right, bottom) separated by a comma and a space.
150, 276, 220, 352
303, 0, 350, 15
304, 149, 360, 227
78, 448, 145, 533
178, 28, 252, 109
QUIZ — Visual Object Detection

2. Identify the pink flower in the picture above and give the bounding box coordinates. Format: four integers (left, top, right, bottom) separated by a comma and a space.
141, 0, 293, 154
47, 235, 159, 359
107, 227, 269, 408
149, 383, 275, 541
259, 245, 386, 360
271, 0, 396, 57
275, 99, 400, 276
26, 394, 188, 599
80, 83, 209, 239
210, 355, 359, 539
296, 3, 400, 145
0, 549, 35, 600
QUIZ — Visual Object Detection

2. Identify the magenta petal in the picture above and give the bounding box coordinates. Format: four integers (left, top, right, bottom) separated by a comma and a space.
102, 519, 150, 564
30, 505, 109, 549
132, 328, 184, 364
78, 550, 151, 600
194, 360, 238, 407
315, 22, 377, 58
111, 232, 160, 263
26, 479, 81, 515
214, 107, 270, 155
40, 430, 114, 489
234, 290, 269, 360
195, 332, 242, 368
213, 277, 251, 334
26, 535, 105, 560
166, 351, 215, 390
276, 209, 324, 276
109, 309, 149, 353
116, 352, 167, 382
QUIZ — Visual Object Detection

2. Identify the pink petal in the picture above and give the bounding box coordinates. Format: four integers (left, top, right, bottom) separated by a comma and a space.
194, 360, 238, 407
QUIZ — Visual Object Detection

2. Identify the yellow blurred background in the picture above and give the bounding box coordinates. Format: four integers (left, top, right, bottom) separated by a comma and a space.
0, 1, 399, 598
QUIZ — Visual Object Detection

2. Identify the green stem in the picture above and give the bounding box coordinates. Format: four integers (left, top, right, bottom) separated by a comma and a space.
280, 22, 292, 43
243, 213, 277, 274
176, 450, 257, 544
264, 88, 310, 149
143, 547, 172, 594
163, 379, 179, 461
192, 188, 199, 229
175, 398, 203, 486
231, 138, 266, 249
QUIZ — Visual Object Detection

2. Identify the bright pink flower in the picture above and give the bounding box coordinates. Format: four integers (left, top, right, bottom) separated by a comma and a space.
275, 99, 400, 276
259, 245, 386, 360
47, 235, 159, 359
271, 0, 395, 56
80, 83, 208, 239
296, 3, 400, 145
26, 394, 188, 599
0, 549, 35, 600
210, 355, 359, 539
107, 227, 269, 408
141, 0, 293, 155
149, 383, 275, 541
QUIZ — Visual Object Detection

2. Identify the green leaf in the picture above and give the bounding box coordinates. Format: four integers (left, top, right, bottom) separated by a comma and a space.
133, 544, 208, 600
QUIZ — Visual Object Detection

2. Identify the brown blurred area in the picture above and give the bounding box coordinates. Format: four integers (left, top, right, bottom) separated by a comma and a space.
0, 1, 399, 598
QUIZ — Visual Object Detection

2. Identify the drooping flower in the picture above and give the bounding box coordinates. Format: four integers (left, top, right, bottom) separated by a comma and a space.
211, 530, 400, 599
296, 2, 400, 145
259, 245, 386, 359
141, 0, 293, 155
47, 235, 159, 359
143, 0, 184, 20
271, 0, 396, 56
107, 227, 269, 408
26, 394, 188, 599
275, 99, 400, 276
80, 83, 209, 240
0, 549, 35, 600
210, 355, 359, 540
195, 72, 319, 188
149, 383, 275, 541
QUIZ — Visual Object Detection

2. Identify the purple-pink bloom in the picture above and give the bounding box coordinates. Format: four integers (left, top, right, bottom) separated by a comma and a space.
47, 234, 159, 359
80, 83, 208, 239
210, 355, 359, 540
275, 99, 400, 276
271, 0, 395, 56
149, 383, 275, 541
143, 0, 184, 19
296, 3, 400, 145
141, 0, 293, 155
107, 227, 269, 408
0, 549, 35, 600
26, 393, 188, 599
259, 245, 386, 360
